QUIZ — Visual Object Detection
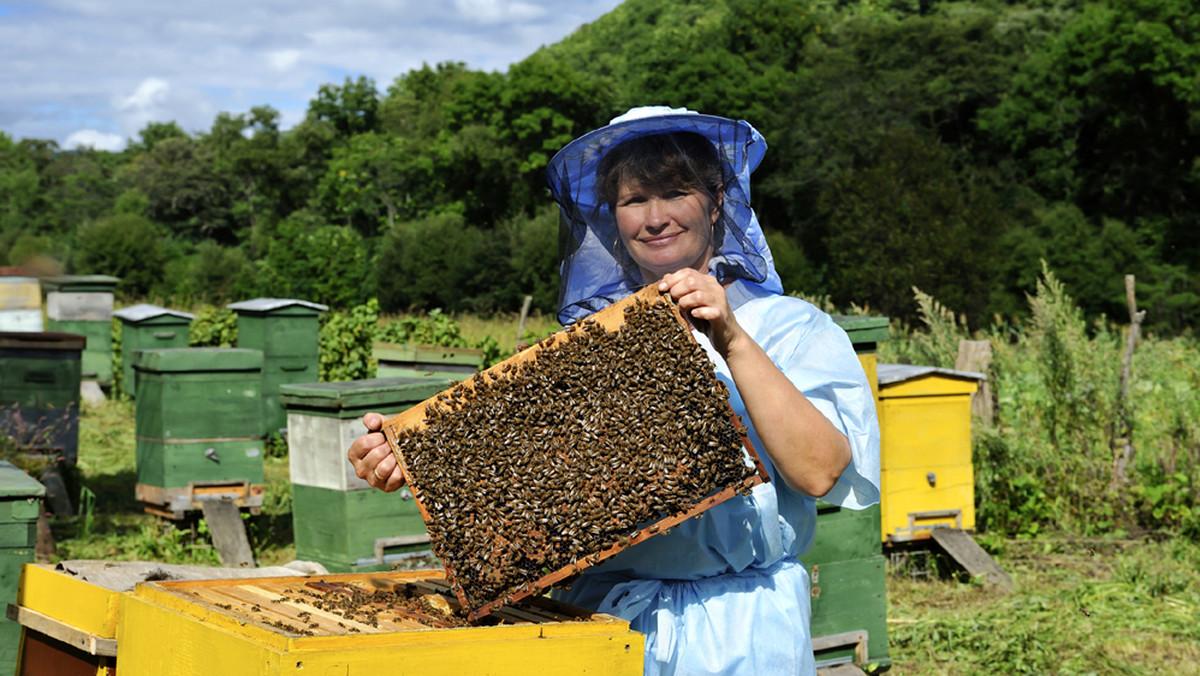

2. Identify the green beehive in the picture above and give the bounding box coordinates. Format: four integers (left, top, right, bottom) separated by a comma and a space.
41, 275, 119, 384
132, 348, 265, 519
291, 484, 431, 573
796, 315, 891, 671
227, 298, 327, 437
114, 304, 195, 398
0, 460, 44, 674
802, 501, 883, 565
0, 332, 84, 465
373, 342, 483, 380
803, 555, 889, 670
280, 377, 452, 571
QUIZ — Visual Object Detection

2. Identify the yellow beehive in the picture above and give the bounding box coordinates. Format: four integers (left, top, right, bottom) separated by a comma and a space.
8, 563, 120, 675
115, 570, 643, 676
876, 364, 986, 542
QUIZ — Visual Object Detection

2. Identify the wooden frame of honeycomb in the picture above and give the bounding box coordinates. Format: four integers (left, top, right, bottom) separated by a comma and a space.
382, 285, 770, 621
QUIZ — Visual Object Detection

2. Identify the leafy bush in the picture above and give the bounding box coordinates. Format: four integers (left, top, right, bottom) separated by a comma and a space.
318, 298, 379, 382
189, 305, 238, 347
71, 213, 165, 297
376, 308, 467, 347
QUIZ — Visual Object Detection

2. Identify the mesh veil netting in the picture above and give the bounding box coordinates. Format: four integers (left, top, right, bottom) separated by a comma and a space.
546, 106, 783, 326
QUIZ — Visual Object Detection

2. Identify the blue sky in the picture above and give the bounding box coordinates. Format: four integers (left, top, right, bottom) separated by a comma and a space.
0, 0, 623, 151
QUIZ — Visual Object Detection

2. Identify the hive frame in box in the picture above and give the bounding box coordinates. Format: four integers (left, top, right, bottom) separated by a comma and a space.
382, 285, 770, 621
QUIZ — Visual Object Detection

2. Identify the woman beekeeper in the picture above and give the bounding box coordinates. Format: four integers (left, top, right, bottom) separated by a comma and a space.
348, 106, 880, 675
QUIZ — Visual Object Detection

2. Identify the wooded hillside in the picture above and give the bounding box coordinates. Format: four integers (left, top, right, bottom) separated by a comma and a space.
2, 0, 1196, 331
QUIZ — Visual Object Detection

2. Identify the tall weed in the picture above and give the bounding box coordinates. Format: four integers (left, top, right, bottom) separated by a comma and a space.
888, 262, 1199, 540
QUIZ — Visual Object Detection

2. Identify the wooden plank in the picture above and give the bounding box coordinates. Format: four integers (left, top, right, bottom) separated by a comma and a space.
930, 528, 1015, 592
201, 499, 255, 568
7, 604, 117, 656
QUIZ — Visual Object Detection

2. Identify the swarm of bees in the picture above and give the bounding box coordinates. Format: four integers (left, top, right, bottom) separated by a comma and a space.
387, 289, 766, 618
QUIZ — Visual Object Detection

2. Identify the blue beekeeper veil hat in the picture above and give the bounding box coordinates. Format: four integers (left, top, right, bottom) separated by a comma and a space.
546, 106, 783, 326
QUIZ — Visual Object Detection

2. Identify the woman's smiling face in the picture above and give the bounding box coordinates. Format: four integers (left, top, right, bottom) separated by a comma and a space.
614, 179, 720, 283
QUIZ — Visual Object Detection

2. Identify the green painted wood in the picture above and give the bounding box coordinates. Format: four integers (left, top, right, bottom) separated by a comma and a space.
132, 347, 262, 373
118, 314, 192, 397
233, 307, 322, 358
0, 461, 44, 500
260, 355, 320, 434
43, 319, 112, 381
805, 555, 890, 667
279, 377, 451, 419
133, 348, 265, 489
0, 462, 42, 549
136, 439, 265, 489
39, 275, 119, 293
292, 484, 428, 570
0, 337, 83, 462
0, 348, 81, 409
0, 546, 35, 676
800, 502, 882, 566
133, 349, 264, 441
831, 315, 890, 354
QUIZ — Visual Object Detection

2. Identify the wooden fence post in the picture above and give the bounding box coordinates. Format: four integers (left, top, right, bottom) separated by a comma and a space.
956, 339, 994, 425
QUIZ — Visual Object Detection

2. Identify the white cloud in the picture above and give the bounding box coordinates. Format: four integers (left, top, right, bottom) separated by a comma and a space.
452, 0, 545, 24
0, 0, 625, 147
268, 49, 303, 72
114, 77, 172, 141
64, 129, 125, 151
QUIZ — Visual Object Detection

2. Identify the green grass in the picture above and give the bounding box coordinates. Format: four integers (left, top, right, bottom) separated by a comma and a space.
884, 538, 1200, 674
52, 396, 296, 567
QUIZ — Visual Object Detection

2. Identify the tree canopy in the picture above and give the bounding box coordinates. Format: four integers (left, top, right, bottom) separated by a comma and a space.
1, 0, 1195, 332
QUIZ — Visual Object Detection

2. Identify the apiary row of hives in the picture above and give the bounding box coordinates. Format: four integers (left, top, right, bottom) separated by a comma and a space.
383, 286, 769, 620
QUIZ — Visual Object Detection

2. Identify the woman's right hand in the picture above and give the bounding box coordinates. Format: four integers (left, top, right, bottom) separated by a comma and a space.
347, 412, 406, 492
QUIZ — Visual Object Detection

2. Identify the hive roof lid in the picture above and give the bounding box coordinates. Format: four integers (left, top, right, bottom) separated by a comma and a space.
877, 363, 986, 385
226, 298, 328, 313
114, 303, 196, 322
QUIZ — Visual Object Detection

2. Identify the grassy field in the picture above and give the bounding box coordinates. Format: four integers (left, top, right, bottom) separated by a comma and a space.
38, 395, 1199, 675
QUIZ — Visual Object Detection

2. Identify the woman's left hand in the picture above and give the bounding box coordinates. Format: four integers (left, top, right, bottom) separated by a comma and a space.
658, 269, 747, 358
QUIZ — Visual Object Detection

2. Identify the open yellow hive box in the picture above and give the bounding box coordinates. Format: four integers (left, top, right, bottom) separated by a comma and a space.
8, 563, 121, 673
116, 570, 643, 675
382, 286, 770, 621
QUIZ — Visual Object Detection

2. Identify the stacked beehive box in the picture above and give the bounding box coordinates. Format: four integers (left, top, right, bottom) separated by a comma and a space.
113, 304, 195, 398
132, 348, 265, 518
383, 287, 769, 620
227, 298, 326, 437
41, 275, 119, 385
281, 377, 453, 572
800, 315, 892, 671
0, 462, 44, 674
373, 342, 483, 380
0, 331, 85, 466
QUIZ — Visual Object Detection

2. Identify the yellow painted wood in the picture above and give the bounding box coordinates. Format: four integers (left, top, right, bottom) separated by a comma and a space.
16, 564, 122, 639
878, 395, 973, 472
857, 353, 880, 403
877, 374, 978, 399
116, 573, 643, 676
880, 465, 976, 541
0, 279, 40, 310
878, 373, 978, 542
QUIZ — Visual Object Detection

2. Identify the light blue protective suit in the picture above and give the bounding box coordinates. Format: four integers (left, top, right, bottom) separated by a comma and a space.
546, 107, 882, 675
553, 283, 880, 675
